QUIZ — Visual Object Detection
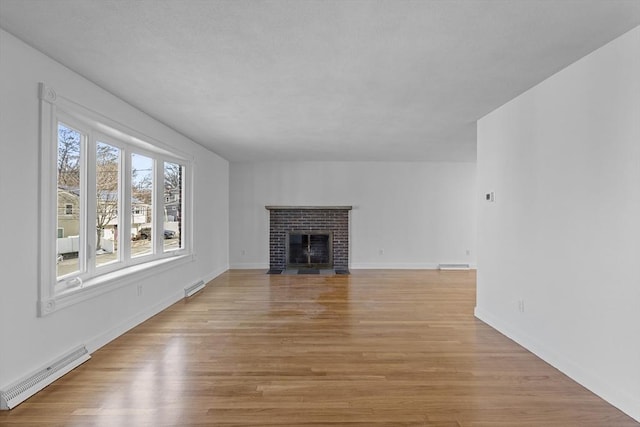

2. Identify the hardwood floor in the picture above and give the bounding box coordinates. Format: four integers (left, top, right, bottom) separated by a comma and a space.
1, 270, 637, 426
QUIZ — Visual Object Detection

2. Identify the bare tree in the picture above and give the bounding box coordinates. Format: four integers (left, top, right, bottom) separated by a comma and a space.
132, 169, 153, 206
164, 162, 182, 192
57, 125, 80, 188
96, 143, 119, 250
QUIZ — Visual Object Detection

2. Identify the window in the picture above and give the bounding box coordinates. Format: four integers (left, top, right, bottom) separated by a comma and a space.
96, 141, 120, 268
163, 161, 184, 252
57, 123, 83, 279
39, 83, 192, 315
131, 153, 153, 257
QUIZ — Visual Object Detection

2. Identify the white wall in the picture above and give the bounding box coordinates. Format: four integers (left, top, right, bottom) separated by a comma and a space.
230, 161, 476, 269
476, 26, 640, 421
0, 30, 229, 388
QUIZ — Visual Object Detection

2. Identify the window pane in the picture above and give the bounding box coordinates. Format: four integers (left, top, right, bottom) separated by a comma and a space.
163, 162, 183, 252
96, 142, 120, 267
131, 153, 153, 257
57, 123, 82, 278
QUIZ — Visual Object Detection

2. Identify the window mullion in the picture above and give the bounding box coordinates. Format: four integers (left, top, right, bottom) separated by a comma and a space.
116, 145, 124, 263
153, 158, 163, 256
181, 164, 187, 252
77, 131, 89, 277
122, 149, 132, 263
182, 164, 190, 253
85, 135, 97, 276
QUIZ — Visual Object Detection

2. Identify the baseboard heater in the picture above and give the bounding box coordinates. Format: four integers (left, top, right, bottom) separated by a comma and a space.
0, 345, 90, 410
438, 263, 470, 270
184, 280, 206, 298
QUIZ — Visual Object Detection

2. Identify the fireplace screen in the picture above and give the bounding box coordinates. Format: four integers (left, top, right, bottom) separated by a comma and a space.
287, 232, 332, 268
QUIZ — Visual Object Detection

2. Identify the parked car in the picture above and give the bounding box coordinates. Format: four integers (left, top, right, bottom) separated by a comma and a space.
136, 228, 176, 240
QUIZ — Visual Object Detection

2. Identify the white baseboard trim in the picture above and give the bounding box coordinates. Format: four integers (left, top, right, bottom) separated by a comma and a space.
474, 306, 639, 423
86, 268, 227, 354
350, 262, 439, 269
350, 262, 477, 270
229, 262, 269, 269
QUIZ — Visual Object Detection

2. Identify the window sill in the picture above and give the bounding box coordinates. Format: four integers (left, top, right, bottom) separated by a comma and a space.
39, 253, 195, 316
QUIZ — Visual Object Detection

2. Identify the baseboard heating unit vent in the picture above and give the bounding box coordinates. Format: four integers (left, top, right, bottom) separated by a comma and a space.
0, 345, 90, 410
185, 280, 206, 298
438, 263, 470, 271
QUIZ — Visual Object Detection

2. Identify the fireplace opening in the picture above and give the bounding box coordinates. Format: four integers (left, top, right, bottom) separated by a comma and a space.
286, 232, 333, 268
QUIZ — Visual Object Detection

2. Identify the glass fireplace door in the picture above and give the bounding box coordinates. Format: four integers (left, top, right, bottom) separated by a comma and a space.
287, 232, 332, 268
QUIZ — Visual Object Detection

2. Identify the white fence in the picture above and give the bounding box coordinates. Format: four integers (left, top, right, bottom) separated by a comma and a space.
57, 236, 79, 255
57, 221, 178, 255
57, 236, 114, 255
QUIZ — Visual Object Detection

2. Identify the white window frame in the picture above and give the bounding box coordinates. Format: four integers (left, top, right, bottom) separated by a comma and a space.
38, 83, 194, 316
162, 160, 186, 254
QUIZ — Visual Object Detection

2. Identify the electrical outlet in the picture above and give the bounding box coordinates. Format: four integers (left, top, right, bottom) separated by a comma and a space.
137, 285, 143, 296
466, 249, 471, 256
518, 299, 525, 313
379, 249, 384, 255
241, 249, 246, 256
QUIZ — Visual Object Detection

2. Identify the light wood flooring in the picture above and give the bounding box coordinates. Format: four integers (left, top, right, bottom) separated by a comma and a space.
1, 269, 637, 426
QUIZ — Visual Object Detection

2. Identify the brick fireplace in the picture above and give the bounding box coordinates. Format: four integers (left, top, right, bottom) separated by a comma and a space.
266, 206, 351, 272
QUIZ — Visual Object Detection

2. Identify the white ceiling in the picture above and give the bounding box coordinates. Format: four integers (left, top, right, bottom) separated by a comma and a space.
1, 1, 639, 162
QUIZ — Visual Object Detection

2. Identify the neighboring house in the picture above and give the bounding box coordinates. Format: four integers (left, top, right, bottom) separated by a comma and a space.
131, 197, 151, 237
57, 188, 152, 245
57, 188, 79, 238
96, 191, 118, 244
164, 189, 181, 222
99, 195, 151, 240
